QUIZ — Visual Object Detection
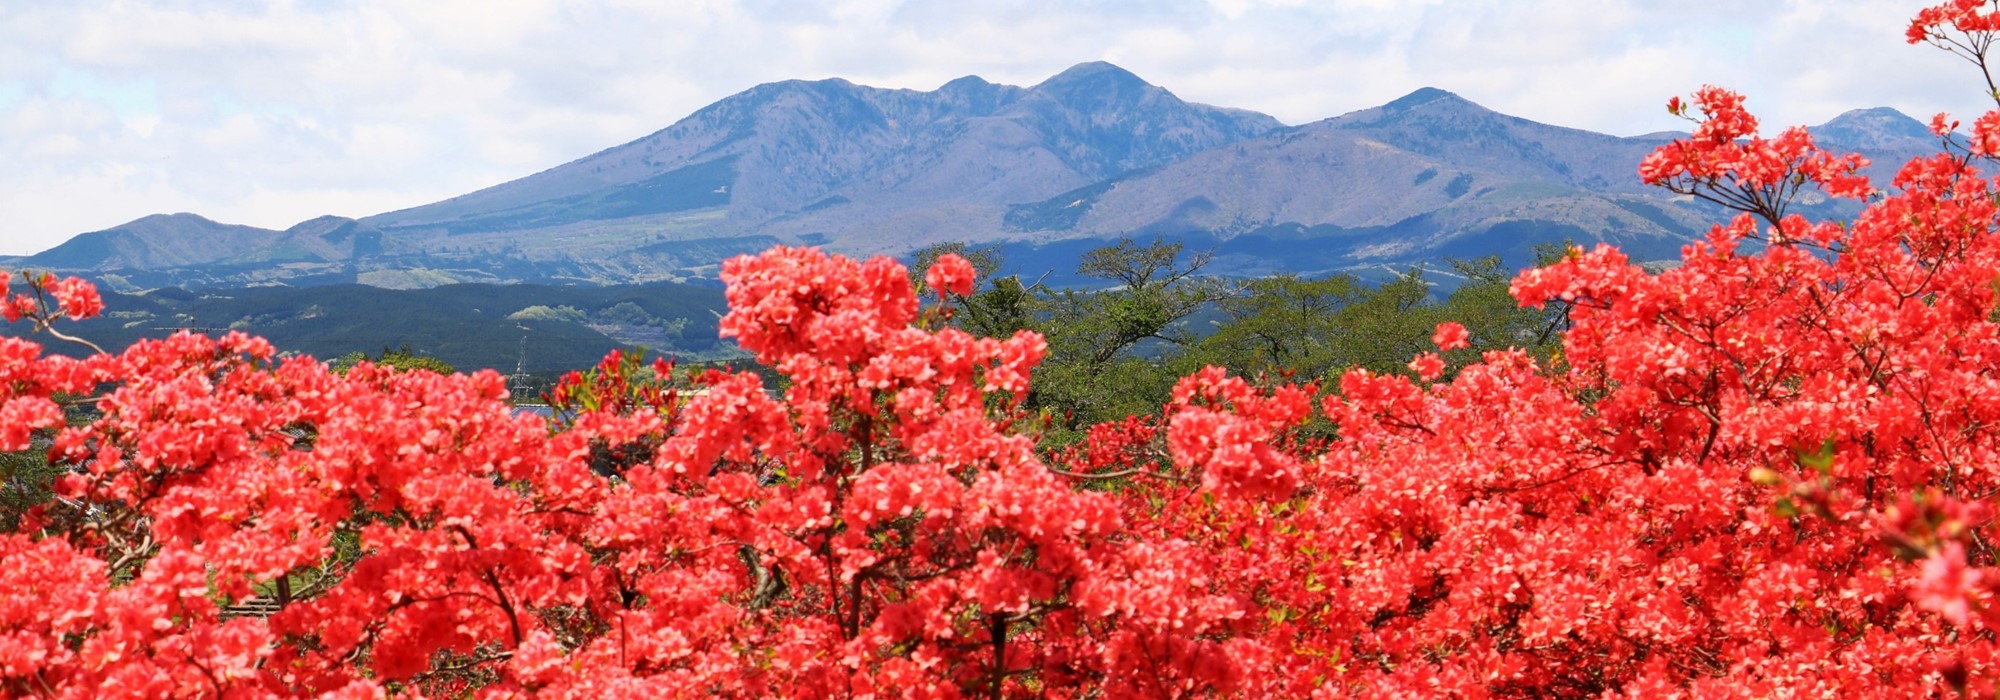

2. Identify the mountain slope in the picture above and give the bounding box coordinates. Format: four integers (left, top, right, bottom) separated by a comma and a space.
1316, 87, 1670, 193
360, 61, 1282, 259
27, 214, 280, 270
21, 69, 1936, 287
1812, 107, 1936, 152
995, 88, 1718, 272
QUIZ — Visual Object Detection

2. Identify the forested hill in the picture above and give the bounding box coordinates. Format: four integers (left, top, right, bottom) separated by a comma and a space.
5, 280, 732, 374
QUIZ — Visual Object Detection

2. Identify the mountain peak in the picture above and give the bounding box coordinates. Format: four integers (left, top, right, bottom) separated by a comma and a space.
29, 212, 280, 272
1317, 87, 1501, 133
1382, 87, 1476, 112
752, 76, 861, 97
940, 74, 993, 91
935, 74, 1015, 113
1007, 61, 1279, 179
100, 212, 228, 234
1826, 106, 1918, 122
1034, 61, 1149, 92
1026, 61, 1164, 115
287, 214, 358, 229
1814, 106, 1932, 150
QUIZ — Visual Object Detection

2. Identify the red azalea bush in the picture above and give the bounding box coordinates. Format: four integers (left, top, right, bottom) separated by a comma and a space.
13, 3, 2000, 696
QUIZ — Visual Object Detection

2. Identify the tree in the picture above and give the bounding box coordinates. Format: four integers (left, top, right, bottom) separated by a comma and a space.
1188, 272, 1364, 380
329, 344, 457, 375
1174, 256, 1556, 396
1033, 238, 1231, 434
908, 242, 1034, 341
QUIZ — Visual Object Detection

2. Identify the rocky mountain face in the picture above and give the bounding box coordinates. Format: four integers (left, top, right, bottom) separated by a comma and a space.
13, 63, 1936, 290
999, 87, 1710, 276
351, 61, 1281, 264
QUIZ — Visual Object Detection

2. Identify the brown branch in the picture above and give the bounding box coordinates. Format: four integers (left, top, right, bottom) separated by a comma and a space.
481, 569, 525, 646
34, 322, 105, 355
1043, 465, 1193, 483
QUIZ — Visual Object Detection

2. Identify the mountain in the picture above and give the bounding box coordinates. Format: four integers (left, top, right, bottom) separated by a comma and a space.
995, 88, 1718, 274
18, 64, 1933, 288
27, 213, 280, 270
1812, 107, 1936, 152
354, 61, 1280, 268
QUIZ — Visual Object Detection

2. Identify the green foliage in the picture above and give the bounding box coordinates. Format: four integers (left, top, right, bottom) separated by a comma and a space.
0, 397, 94, 533
331, 345, 456, 375
1440, 256, 1566, 364
1189, 273, 1367, 380
0, 442, 62, 533
1184, 256, 1562, 383
1053, 239, 1230, 363
507, 304, 589, 324
593, 302, 690, 342
594, 301, 650, 327
1030, 239, 1231, 435
909, 243, 1035, 339
911, 237, 1567, 445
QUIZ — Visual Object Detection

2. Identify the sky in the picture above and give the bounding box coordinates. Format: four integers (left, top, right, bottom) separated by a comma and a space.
0, 0, 1986, 255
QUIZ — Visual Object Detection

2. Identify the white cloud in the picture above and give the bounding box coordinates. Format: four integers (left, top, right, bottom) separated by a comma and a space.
0, 0, 1984, 255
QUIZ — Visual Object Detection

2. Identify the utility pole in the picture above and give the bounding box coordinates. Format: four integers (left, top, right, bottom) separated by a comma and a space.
508, 334, 537, 403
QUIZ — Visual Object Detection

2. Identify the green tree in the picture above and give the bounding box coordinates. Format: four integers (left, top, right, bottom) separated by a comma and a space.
909, 243, 1036, 340
1185, 273, 1366, 381
913, 239, 1567, 441
1184, 256, 1564, 385
1436, 255, 1565, 369
1033, 238, 1231, 434
330, 345, 456, 375
0, 396, 94, 532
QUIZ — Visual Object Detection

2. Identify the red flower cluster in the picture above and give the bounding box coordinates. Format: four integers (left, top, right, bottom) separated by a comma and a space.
10, 3, 2000, 695
1640, 85, 1873, 221
924, 253, 978, 300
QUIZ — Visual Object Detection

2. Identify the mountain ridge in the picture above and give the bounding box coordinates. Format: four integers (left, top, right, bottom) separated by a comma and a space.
14, 64, 1930, 289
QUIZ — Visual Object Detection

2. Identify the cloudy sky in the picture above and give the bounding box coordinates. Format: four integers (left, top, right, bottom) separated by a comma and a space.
0, 0, 1983, 255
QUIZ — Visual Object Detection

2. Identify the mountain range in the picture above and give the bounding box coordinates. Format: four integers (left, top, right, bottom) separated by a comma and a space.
8, 62, 1941, 290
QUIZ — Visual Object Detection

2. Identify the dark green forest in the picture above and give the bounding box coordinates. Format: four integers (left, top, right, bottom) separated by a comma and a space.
1, 280, 732, 375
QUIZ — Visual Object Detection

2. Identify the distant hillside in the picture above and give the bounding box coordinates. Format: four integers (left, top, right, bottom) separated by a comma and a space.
19, 63, 1939, 287
28, 213, 282, 270
8, 280, 733, 374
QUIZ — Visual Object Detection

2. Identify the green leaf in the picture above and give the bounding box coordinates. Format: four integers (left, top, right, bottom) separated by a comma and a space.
1773, 497, 1799, 518
1796, 438, 1835, 475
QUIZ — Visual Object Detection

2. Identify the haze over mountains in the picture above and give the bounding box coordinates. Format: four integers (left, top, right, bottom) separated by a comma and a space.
10, 61, 1937, 291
